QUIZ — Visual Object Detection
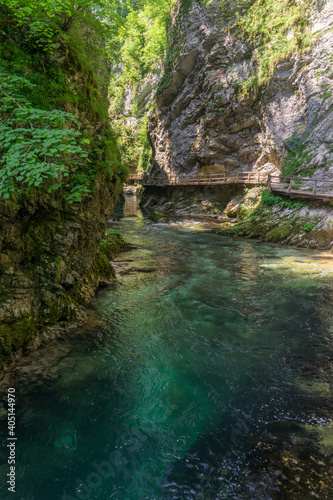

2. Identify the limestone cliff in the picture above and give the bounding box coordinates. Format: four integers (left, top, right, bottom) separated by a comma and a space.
143, 0, 333, 248
0, 37, 125, 368
149, 0, 333, 177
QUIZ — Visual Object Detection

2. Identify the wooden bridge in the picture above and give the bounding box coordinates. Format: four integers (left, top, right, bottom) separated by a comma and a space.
127, 172, 333, 202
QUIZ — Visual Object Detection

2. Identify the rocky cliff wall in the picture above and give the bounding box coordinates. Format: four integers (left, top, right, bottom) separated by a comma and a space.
0, 39, 125, 368
0, 176, 121, 368
142, 0, 333, 249
148, 0, 333, 180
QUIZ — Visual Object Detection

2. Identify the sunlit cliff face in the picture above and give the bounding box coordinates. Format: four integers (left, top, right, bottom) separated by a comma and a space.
149, 0, 333, 185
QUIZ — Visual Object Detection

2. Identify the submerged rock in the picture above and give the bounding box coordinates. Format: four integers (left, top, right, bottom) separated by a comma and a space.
149, 211, 169, 222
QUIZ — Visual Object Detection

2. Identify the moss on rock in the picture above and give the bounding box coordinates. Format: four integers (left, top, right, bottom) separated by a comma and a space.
149, 211, 168, 222
142, 184, 333, 249
99, 232, 133, 260
0, 229, 133, 369
0, 317, 38, 368
218, 188, 333, 249
92, 251, 116, 280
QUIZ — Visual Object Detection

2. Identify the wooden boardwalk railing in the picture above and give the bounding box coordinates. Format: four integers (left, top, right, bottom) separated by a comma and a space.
268, 174, 333, 201
128, 172, 268, 186
127, 172, 333, 201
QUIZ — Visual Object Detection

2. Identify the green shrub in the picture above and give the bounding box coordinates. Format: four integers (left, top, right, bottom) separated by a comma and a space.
303, 222, 316, 232
261, 190, 306, 209
0, 1, 126, 204
261, 189, 278, 206
282, 142, 314, 177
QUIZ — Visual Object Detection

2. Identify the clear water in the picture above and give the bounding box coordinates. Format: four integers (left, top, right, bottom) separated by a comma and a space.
1, 202, 333, 499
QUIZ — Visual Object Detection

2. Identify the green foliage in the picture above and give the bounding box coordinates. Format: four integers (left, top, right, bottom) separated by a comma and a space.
233, 0, 312, 94
111, 113, 150, 170
109, 0, 174, 171
218, 0, 252, 18
303, 222, 316, 232
0, 0, 124, 72
261, 190, 306, 210
0, 0, 126, 203
282, 139, 315, 177
138, 136, 153, 171
115, 0, 173, 86
106, 229, 121, 236
124, 1, 171, 79
0, 71, 89, 200
261, 189, 279, 206
234, 187, 263, 220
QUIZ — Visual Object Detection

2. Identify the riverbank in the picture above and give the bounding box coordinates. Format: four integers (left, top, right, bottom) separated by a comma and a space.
141, 186, 333, 250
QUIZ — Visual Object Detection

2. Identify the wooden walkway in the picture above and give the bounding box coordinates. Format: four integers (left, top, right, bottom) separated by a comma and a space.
128, 172, 268, 186
127, 172, 333, 202
268, 175, 333, 202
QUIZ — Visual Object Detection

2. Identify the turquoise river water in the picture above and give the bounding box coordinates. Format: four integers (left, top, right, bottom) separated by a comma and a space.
1, 199, 333, 499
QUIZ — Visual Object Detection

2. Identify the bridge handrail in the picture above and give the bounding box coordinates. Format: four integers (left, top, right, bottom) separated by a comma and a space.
269, 174, 333, 184
127, 171, 333, 199
268, 174, 333, 195
141, 171, 269, 185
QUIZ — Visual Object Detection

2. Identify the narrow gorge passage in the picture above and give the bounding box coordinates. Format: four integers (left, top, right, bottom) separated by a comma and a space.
2, 198, 333, 499
1, 0, 333, 498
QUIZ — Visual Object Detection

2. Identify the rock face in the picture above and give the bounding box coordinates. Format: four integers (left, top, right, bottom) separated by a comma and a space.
0, 42, 124, 368
148, 0, 333, 180
142, 0, 333, 249
0, 175, 120, 368
141, 185, 243, 218
218, 185, 333, 249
